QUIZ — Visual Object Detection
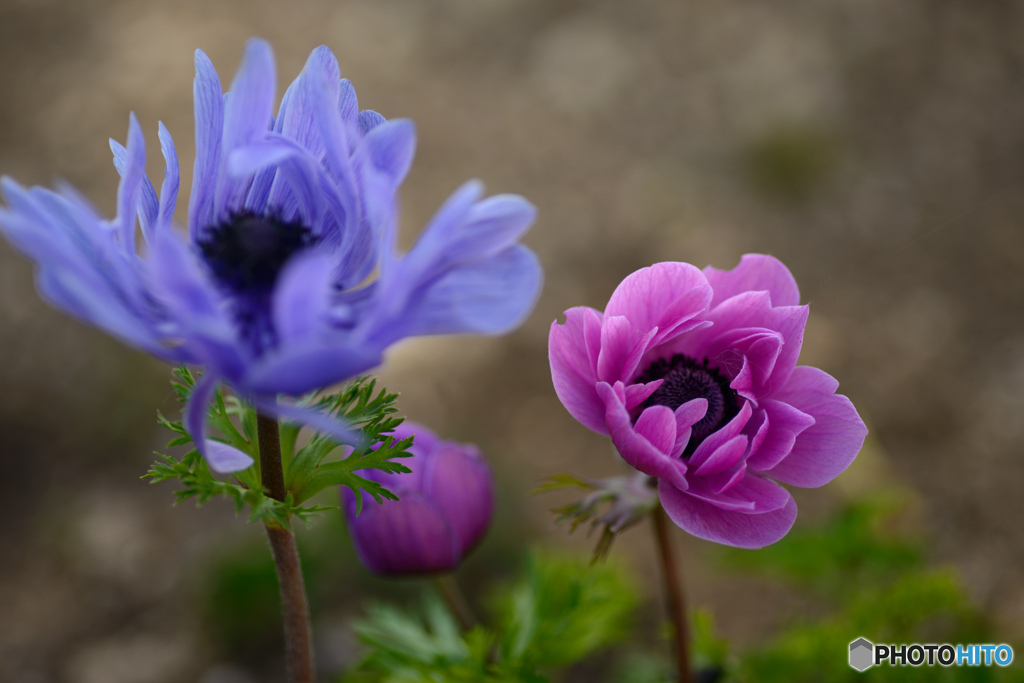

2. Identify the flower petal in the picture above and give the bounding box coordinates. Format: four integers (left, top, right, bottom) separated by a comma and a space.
363, 118, 416, 187
253, 395, 362, 447
549, 307, 606, 434
597, 315, 656, 384
659, 478, 797, 549
598, 382, 688, 489
242, 343, 382, 396
344, 490, 461, 575
186, 372, 254, 473
704, 253, 801, 308
370, 244, 541, 346
763, 366, 867, 488
272, 250, 336, 345
423, 443, 494, 555
604, 262, 712, 344
688, 402, 752, 470
745, 399, 816, 472
112, 113, 147, 254
155, 122, 180, 236
189, 49, 224, 238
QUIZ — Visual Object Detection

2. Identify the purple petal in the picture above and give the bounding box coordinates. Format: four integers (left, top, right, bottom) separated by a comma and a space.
186, 372, 254, 473
272, 250, 336, 344
447, 194, 537, 263
400, 180, 483, 279
693, 435, 748, 476
633, 404, 677, 455
604, 262, 712, 342
549, 307, 606, 434
689, 402, 752, 470
704, 254, 801, 308
109, 136, 158, 241
154, 122, 179, 236
358, 110, 386, 134
253, 396, 362, 446
683, 291, 808, 390
598, 382, 688, 489
763, 367, 867, 488
345, 490, 461, 575
242, 344, 382, 396
370, 244, 541, 346
423, 443, 494, 555
222, 38, 276, 153
745, 399, 816, 472
597, 316, 655, 384
216, 39, 277, 214
363, 119, 416, 186
114, 113, 147, 254
659, 478, 797, 549
189, 49, 224, 238
338, 78, 359, 125
625, 379, 663, 410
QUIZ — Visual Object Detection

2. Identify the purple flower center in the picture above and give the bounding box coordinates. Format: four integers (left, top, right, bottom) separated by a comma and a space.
197, 212, 316, 295
634, 354, 740, 456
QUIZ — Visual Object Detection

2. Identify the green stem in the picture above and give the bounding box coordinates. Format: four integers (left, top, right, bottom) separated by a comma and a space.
433, 573, 476, 631
258, 413, 315, 683
652, 505, 691, 683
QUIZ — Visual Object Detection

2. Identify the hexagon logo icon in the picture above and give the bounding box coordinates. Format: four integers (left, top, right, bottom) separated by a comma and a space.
849, 638, 874, 671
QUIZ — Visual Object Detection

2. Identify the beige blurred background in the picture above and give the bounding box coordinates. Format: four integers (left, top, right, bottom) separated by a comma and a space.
3, 0, 1024, 681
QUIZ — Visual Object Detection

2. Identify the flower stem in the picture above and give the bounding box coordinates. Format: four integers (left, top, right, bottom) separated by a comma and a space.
258, 413, 315, 683
652, 504, 691, 683
433, 573, 476, 631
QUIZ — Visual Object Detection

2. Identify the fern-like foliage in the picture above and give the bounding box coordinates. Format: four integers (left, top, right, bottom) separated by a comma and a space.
144, 366, 412, 525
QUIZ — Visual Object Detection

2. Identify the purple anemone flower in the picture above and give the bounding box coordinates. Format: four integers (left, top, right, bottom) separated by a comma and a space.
343, 421, 493, 575
549, 255, 866, 548
0, 39, 541, 473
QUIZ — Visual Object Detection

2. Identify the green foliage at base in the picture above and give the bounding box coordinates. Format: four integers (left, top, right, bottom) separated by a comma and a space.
343, 554, 639, 683
717, 492, 1023, 683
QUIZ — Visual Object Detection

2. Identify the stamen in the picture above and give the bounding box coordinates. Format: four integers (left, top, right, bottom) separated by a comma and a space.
635, 354, 740, 456
197, 211, 315, 295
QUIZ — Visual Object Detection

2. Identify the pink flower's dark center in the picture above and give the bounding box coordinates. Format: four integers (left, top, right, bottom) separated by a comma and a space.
634, 354, 740, 456
198, 212, 316, 295
197, 212, 318, 353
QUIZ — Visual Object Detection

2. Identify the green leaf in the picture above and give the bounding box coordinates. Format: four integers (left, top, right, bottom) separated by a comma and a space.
148, 369, 408, 526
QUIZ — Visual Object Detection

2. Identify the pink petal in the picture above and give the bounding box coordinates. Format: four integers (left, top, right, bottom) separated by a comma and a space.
689, 402, 752, 469
680, 292, 808, 390
549, 307, 607, 434
604, 262, 712, 343
693, 435, 748, 476
746, 399, 816, 472
634, 404, 677, 455
703, 254, 801, 308
765, 367, 867, 488
659, 477, 798, 549
625, 379, 663, 410
597, 316, 656, 383
597, 382, 688, 490
670, 398, 707, 457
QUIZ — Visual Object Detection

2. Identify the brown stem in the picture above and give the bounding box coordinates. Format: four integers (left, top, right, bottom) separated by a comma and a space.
258, 413, 315, 683
433, 573, 475, 632
652, 505, 691, 683
257, 412, 287, 502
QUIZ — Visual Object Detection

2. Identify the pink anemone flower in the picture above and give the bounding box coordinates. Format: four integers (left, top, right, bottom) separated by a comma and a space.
549, 255, 867, 548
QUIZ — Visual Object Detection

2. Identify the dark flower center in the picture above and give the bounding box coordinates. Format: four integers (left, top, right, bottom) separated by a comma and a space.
634, 354, 740, 456
196, 212, 319, 354
197, 212, 316, 295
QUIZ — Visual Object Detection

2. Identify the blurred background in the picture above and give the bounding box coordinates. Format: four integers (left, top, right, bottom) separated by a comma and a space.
2, 0, 1024, 681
